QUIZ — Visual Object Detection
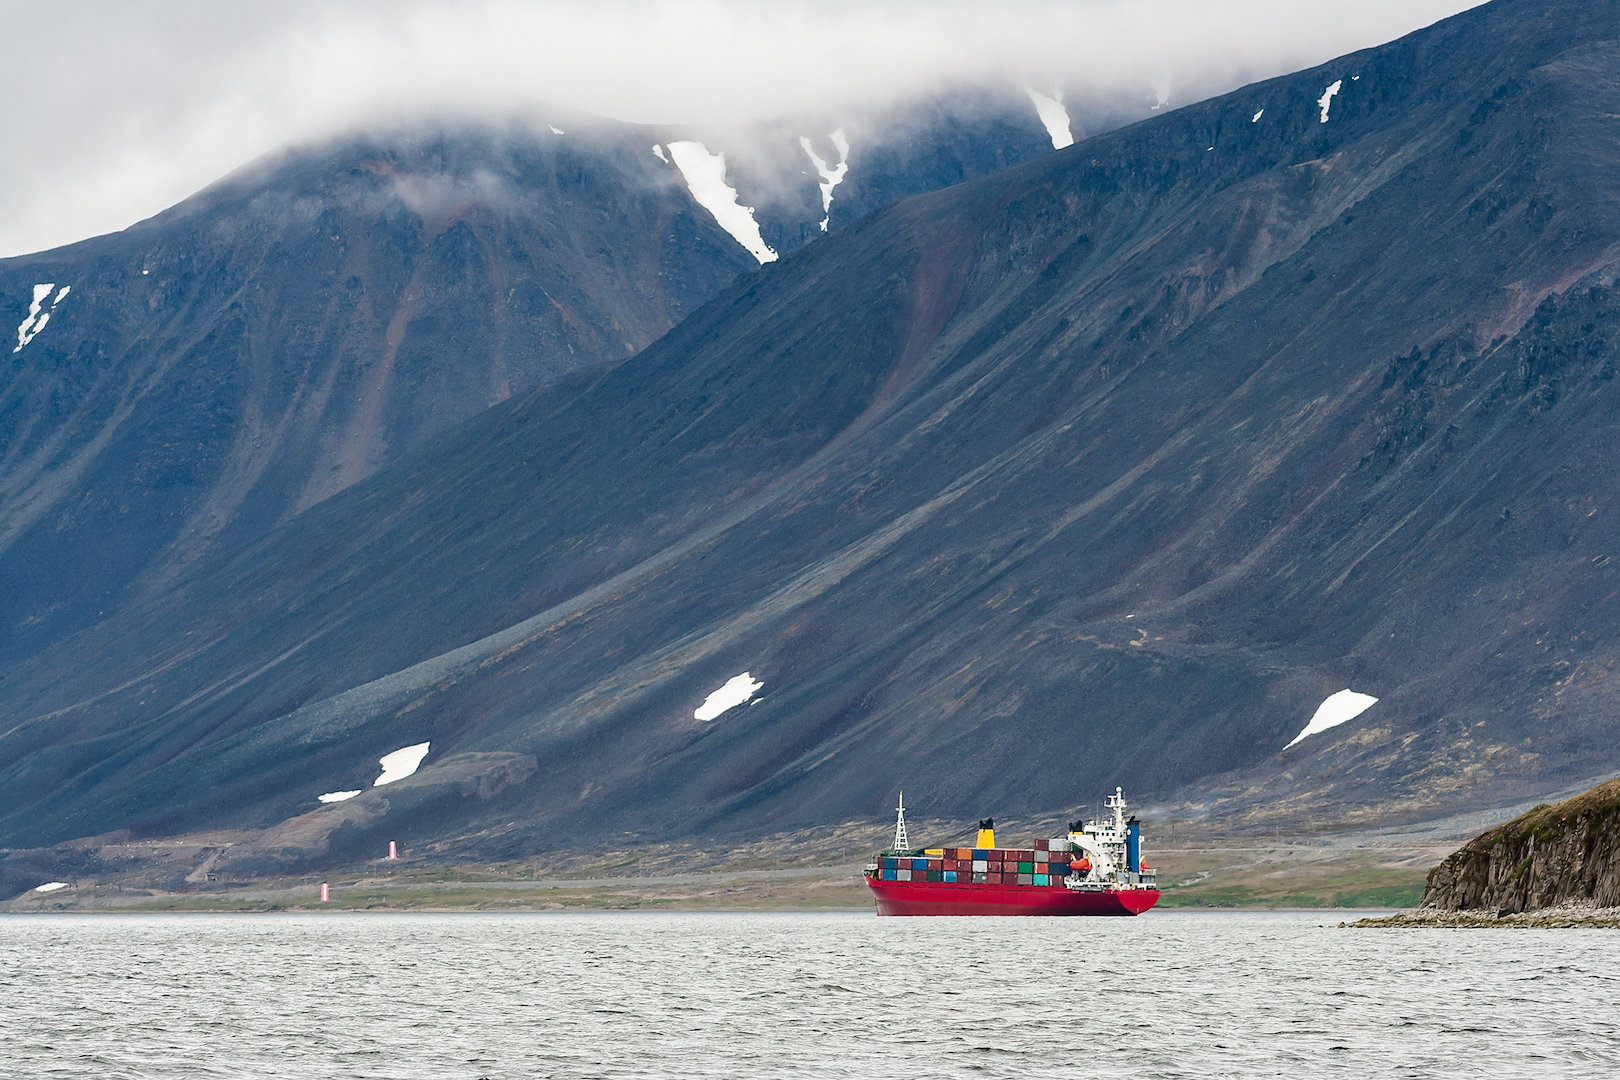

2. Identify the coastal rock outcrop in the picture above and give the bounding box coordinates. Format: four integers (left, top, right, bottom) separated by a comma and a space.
1421, 777, 1620, 914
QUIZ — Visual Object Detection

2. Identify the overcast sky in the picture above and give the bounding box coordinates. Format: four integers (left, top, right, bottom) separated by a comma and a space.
2, 0, 1485, 258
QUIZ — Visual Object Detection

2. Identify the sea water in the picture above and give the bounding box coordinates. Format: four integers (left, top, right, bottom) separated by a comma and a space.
2, 910, 1616, 1078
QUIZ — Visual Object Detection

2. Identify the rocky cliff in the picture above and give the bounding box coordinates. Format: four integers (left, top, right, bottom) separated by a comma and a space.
1421, 777, 1620, 913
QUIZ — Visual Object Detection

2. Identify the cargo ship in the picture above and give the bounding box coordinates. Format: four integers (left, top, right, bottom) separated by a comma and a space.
864, 788, 1159, 916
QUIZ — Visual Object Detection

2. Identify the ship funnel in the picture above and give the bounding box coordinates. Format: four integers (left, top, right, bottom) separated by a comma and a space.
975, 818, 995, 848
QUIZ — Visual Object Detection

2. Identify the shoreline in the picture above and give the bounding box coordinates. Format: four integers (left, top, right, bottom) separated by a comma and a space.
1351, 906, 1620, 928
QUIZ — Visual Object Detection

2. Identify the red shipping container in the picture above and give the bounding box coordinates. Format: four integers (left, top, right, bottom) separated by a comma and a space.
1034, 838, 1049, 851
928, 859, 943, 872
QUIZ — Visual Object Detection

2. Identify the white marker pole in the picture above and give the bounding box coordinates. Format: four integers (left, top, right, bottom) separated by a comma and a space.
320, 882, 329, 903
388, 841, 398, 860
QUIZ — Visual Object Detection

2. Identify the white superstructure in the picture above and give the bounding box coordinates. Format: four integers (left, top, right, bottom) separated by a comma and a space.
1065, 786, 1156, 892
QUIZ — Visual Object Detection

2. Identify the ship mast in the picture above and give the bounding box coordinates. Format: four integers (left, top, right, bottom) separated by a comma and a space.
893, 791, 910, 852
1106, 786, 1127, 833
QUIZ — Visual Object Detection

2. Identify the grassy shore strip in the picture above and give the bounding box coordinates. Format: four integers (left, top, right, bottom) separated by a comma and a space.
1351, 907, 1620, 928
1155, 854, 1426, 910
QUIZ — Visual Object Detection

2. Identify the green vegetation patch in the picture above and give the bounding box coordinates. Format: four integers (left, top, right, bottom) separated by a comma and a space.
1156, 857, 1427, 910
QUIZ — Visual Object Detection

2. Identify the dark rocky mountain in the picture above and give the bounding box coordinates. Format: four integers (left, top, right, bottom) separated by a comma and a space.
0, 101, 1058, 665
5, 0, 1620, 874
1420, 774, 1620, 914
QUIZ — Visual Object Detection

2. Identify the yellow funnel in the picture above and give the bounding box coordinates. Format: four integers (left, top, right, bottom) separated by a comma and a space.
974, 818, 995, 848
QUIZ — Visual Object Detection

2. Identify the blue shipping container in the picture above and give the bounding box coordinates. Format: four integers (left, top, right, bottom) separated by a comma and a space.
882, 857, 899, 869
943, 871, 957, 882
881, 869, 897, 881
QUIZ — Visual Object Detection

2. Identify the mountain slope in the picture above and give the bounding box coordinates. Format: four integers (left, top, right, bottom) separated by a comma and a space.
0, 104, 1056, 664
0, 118, 756, 661
5, 0, 1620, 861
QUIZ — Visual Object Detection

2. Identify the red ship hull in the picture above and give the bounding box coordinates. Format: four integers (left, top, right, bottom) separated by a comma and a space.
867, 877, 1160, 916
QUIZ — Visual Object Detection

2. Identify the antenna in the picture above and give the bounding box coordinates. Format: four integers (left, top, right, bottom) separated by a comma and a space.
893, 791, 910, 852
1107, 786, 1127, 833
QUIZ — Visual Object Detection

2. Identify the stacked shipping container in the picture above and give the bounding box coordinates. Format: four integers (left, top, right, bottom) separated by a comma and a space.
877, 837, 1074, 886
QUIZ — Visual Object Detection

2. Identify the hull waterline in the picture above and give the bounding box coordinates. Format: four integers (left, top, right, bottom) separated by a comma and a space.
867, 878, 1159, 916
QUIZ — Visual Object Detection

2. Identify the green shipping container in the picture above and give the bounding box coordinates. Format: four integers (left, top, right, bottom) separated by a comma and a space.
1017, 861, 1034, 874
1034, 874, 1050, 886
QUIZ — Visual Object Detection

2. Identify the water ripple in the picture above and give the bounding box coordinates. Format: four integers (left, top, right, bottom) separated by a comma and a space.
2, 911, 1618, 1078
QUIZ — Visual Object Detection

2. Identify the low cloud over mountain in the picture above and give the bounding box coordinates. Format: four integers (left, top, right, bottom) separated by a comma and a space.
0, 0, 1483, 257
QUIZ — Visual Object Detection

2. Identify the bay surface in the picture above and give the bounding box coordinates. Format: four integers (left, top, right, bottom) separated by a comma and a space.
3, 910, 1616, 1078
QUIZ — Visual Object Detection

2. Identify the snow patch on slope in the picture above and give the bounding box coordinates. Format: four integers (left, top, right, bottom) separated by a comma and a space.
1025, 87, 1073, 149
1318, 80, 1343, 123
318, 790, 362, 803
374, 742, 431, 786
34, 882, 69, 893
14, 282, 69, 353
798, 129, 850, 232
1285, 689, 1378, 749
651, 144, 668, 163
549, 125, 564, 135
695, 673, 763, 721
1252, 109, 1264, 122
666, 141, 777, 264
